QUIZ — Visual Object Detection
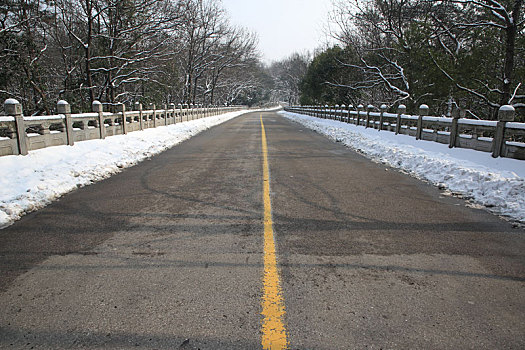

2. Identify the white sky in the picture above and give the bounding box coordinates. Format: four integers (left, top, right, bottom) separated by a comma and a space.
221, 0, 334, 64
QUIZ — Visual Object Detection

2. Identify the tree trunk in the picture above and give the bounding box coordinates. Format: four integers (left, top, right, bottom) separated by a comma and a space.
500, 0, 523, 106
85, 0, 95, 104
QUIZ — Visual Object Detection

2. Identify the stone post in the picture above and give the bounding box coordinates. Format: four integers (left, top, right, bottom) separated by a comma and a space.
396, 104, 406, 135
356, 104, 364, 126
136, 103, 143, 130
152, 104, 157, 128
119, 103, 127, 134
416, 104, 429, 140
366, 105, 374, 128
492, 105, 515, 158
57, 100, 74, 146
448, 107, 464, 148
379, 104, 387, 131
170, 103, 176, 124
92, 101, 105, 139
5, 99, 27, 155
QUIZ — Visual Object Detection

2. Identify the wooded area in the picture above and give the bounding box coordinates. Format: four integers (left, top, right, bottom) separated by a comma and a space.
2, 0, 523, 120
0, 0, 270, 114
299, 0, 524, 121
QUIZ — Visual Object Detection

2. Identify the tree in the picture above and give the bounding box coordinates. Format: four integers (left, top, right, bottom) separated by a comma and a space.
325, 0, 524, 119
0, 0, 55, 114
0, 0, 268, 113
430, 0, 524, 117
329, 0, 437, 107
269, 52, 310, 105
300, 46, 363, 105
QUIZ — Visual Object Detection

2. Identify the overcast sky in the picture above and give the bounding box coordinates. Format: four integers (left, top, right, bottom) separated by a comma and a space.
221, 0, 334, 64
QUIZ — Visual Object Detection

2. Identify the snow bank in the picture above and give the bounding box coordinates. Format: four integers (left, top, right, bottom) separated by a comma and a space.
0, 109, 264, 228
280, 111, 525, 223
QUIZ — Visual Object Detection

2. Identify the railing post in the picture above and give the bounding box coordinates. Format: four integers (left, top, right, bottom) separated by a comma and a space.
119, 103, 127, 134
366, 105, 374, 128
57, 100, 74, 146
170, 103, 175, 124
448, 107, 464, 148
163, 104, 168, 125
340, 104, 346, 122
5, 99, 28, 155
492, 105, 515, 158
346, 104, 351, 123
136, 102, 143, 130
379, 104, 387, 131
92, 101, 105, 139
152, 104, 157, 128
416, 104, 429, 140
396, 104, 406, 135
356, 104, 363, 126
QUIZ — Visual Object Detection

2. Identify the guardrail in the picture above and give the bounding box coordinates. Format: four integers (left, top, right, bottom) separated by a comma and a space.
0, 99, 244, 156
284, 104, 525, 160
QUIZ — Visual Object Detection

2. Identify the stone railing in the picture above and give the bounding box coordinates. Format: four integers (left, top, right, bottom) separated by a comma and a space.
284, 104, 525, 160
0, 99, 244, 156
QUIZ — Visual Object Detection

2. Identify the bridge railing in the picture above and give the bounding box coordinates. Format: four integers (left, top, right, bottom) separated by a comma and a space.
284, 104, 525, 160
0, 99, 244, 156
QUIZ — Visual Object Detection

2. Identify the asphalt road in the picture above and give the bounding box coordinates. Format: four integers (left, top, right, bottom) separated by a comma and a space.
1, 111, 524, 349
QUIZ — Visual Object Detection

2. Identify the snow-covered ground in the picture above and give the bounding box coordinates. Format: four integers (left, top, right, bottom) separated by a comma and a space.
0, 109, 266, 229
280, 111, 525, 224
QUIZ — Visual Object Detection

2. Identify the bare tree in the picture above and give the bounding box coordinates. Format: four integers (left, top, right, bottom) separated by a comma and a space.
203, 27, 258, 105
329, 0, 435, 106
269, 52, 310, 105
0, 0, 55, 114
430, 0, 524, 113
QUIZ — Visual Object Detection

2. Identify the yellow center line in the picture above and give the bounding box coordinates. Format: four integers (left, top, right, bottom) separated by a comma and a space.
260, 114, 288, 350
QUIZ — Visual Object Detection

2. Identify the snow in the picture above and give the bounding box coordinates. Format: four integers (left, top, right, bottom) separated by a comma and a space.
507, 122, 525, 130
0, 108, 269, 229
4, 98, 19, 105
280, 111, 525, 224
459, 119, 497, 126
24, 115, 64, 121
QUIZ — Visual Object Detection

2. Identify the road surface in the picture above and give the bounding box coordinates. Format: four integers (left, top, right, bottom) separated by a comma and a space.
1, 111, 524, 349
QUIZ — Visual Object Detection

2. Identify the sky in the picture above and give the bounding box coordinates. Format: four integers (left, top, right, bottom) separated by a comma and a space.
221, 0, 334, 64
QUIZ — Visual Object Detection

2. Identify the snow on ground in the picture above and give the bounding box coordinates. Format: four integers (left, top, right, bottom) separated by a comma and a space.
0, 109, 268, 229
280, 111, 525, 224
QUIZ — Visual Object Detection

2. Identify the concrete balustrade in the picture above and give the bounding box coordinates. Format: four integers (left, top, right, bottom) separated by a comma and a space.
0, 99, 245, 156
284, 104, 525, 160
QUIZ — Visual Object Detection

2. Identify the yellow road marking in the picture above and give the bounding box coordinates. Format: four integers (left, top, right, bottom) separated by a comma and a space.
260, 114, 288, 350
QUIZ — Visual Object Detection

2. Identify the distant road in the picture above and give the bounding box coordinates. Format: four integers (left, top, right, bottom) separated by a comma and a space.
1, 111, 524, 349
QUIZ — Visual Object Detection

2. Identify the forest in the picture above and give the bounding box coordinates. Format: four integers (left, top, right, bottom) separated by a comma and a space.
298, 0, 524, 121
0, 0, 276, 114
